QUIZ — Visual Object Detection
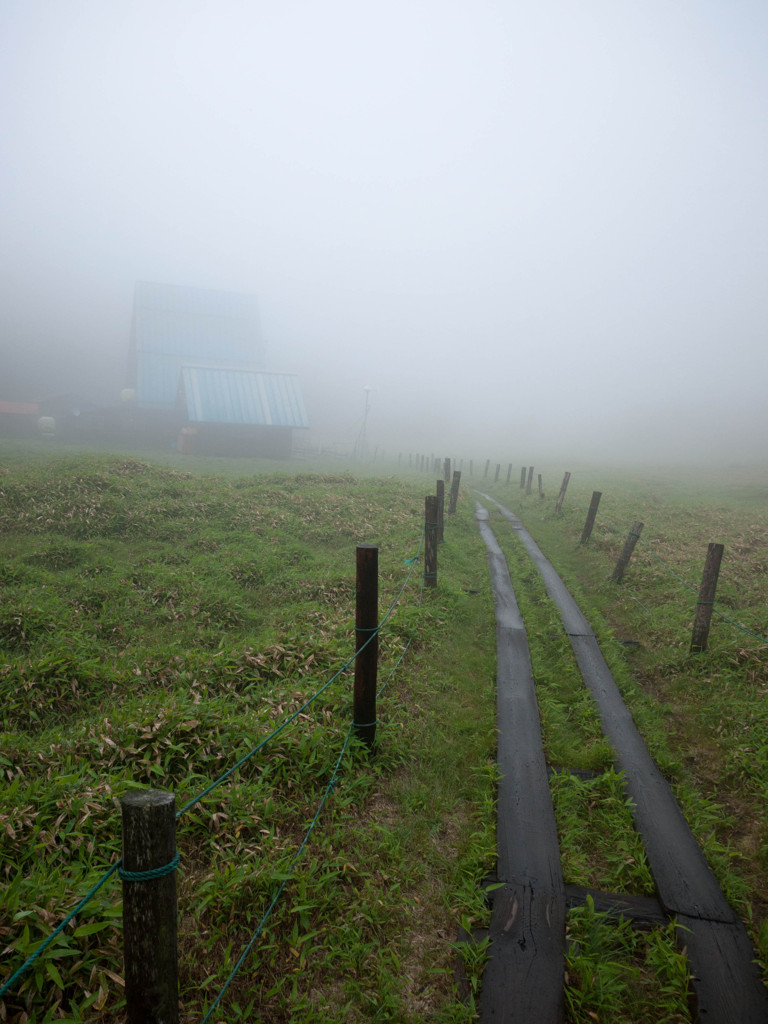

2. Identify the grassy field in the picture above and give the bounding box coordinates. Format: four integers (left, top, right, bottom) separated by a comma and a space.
1, 441, 767, 1022
0, 441, 500, 1024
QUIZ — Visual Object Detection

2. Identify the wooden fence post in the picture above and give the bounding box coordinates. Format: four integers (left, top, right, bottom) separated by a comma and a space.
526, 466, 534, 495
444, 457, 451, 482
424, 495, 438, 588
484, 459, 490, 479
520, 467, 526, 488
690, 543, 725, 653
538, 473, 543, 498
494, 463, 500, 483
448, 470, 461, 514
611, 521, 644, 583
469, 459, 473, 477
555, 471, 571, 513
580, 491, 602, 545
121, 790, 179, 1024
354, 544, 378, 748
506, 464, 512, 485
436, 479, 445, 543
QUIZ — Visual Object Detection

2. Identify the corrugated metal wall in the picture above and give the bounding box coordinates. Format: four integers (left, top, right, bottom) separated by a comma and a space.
180, 367, 309, 428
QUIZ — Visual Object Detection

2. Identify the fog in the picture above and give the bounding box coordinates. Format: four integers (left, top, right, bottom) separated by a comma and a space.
2, 0, 767, 464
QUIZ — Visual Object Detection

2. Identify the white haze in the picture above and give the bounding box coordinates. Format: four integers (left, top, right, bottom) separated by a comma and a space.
1, 0, 767, 464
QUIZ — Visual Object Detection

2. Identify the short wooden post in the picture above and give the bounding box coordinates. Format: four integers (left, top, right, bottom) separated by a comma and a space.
520, 467, 526, 488
690, 543, 725, 653
538, 473, 543, 498
555, 471, 571, 513
580, 491, 602, 544
494, 463, 500, 483
444, 457, 451, 482
484, 459, 490, 479
436, 479, 445, 543
611, 521, 644, 583
354, 544, 378, 748
424, 495, 438, 588
506, 463, 513, 484
121, 790, 179, 1024
526, 466, 534, 495
448, 470, 461, 514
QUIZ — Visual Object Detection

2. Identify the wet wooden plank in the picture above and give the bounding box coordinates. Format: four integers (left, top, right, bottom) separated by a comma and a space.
476, 505, 566, 1023
678, 914, 768, 1024
564, 884, 667, 927
482, 883, 566, 1024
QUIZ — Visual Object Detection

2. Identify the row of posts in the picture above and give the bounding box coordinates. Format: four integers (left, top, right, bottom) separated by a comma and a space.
120, 473, 462, 1022
400, 453, 567, 495
578, 490, 724, 653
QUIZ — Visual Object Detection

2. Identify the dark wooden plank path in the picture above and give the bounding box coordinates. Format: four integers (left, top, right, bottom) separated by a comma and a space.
482, 496, 768, 1023
475, 504, 566, 1024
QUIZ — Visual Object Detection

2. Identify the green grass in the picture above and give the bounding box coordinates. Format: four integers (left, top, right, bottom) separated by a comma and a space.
0, 443, 497, 1023
3, 442, 767, 1022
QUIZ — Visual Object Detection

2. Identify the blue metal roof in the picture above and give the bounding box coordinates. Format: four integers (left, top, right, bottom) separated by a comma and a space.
132, 281, 264, 409
179, 366, 309, 428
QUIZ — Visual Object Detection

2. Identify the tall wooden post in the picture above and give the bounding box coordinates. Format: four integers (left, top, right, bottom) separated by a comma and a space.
444, 457, 451, 482
538, 473, 543, 498
611, 521, 644, 583
520, 467, 526, 488
506, 464, 513, 485
580, 491, 602, 545
690, 543, 725, 653
436, 479, 445, 543
448, 470, 461, 514
354, 545, 378, 748
484, 459, 490, 479
555, 471, 571, 513
494, 463, 501, 483
121, 790, 179, 1024
424, 496, 438, 588
526, 466, 534, 495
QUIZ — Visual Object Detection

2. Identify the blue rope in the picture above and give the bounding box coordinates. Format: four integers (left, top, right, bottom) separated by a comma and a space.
118, 851, 180, 882
0, 862, 120, 999
200, 726, 355, 1023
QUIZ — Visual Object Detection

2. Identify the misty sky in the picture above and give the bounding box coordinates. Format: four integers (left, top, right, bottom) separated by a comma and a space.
1, 1, 767, 460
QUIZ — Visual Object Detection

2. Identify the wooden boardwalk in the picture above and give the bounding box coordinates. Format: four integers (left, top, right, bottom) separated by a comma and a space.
475, 498, 768, 1023
476, 505, 566, 1023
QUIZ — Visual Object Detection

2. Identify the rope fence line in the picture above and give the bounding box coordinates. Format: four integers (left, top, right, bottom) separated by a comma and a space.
200, 724, 356, 1024
0, 518, 432, 1017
